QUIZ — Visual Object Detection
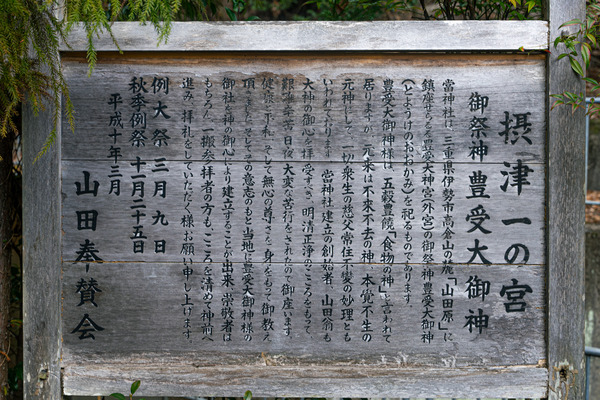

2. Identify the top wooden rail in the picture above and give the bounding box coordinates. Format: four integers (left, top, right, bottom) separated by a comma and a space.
61, 20, 549, 52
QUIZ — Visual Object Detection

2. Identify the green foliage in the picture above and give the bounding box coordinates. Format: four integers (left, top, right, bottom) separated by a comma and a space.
551, 0, 600, 115
110, 379, 145, 400
424, 0, 542, 20
224, 0, 260, 21
0, 0, 205, 159
66, 0, 216, 72
303, 0, 407, 21
0, 0, 71, 159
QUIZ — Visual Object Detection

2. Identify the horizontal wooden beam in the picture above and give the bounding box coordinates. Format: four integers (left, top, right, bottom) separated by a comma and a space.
63, 356, 548, 398
62, 21, 548, 52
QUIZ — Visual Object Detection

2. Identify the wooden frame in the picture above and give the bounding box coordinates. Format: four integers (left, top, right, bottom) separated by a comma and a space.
22, 1, 585, 397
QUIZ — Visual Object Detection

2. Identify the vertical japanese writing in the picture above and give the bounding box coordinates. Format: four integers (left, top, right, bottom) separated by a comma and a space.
360, 80, 376, 343
221, 76, 236, 342
241, 78, 256, 342
282, 77, 295, 337
401, 79, 415, 305
72, 151, 103, 339
107, 92, 123, 196
282, 161, 295, 337
261, 75, 275, 342
301, 78, 316, 160
341, 147, 355, 342
322, 79, 333, 158
302, 163, 315, 337
439, 78, 456, 342
379, 175, 395, 343
342, 78, 354, 136
381, 79, 396, 170
200, 77, 215, 341
321, 167, 335, 341
421, 78, 435, 344
64, 67, 543, 352
177, 75, 195, 341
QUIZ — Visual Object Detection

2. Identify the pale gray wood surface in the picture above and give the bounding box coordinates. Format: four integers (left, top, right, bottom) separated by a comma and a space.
63, 360, 548, 398
61, 21, 549, 52
60, 52, 548, 397
61, 159, 546, 264
62, 262, 544, 360
61, 54, 547, 163
547, 0, 586, 399
23, 96, 62, 397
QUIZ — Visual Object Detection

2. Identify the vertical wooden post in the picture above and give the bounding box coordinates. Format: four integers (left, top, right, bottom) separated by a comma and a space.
22, 3, 64, 397
547, 0, 586, 399
22, 97, 62, 398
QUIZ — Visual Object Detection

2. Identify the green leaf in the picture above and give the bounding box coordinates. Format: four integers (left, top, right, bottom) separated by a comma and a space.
527, 1, 535, 12
110, 393, 127, 400
587, 33, 597, 46
131, 380, 141, 395
582, 43, 591, 68
556, 53, 570, 61
560, 18, 582, 28
570, 57, 584, 77
550, 100, 564, 110
244, 390, 253, 400
225, 7, 237, 20
554, 36, 563, 48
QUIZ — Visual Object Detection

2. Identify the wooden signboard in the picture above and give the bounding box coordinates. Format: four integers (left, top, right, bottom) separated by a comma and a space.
23, 6, 585, 399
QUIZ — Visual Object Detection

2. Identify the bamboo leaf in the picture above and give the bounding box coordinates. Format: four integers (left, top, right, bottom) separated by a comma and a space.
582, 43, 591, 68
225, 7, 237, 20
560, 18, 582, 28
587, 33, 597, 46
527, 1, 535, 13
130, 380, 141, 395
570, 57, 585, 77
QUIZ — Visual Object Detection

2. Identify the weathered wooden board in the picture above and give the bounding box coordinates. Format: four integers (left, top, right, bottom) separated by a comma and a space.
62, 53, 546, 163
23, 91, 63, 399
62, 361, 548, 398
547, 0, 587, 397
63, 262, 544, 362
61, 21, 549, 52
62, 360, 549, 398
61, 160, 545, 264
60, 52, 548, 397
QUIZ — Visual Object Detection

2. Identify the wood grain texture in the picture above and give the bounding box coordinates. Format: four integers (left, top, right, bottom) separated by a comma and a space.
547, 0, 587, 399
22, 96, 62, 398
60, 21, 549, 52
60, 52, 548, 397
61, 54, 547, 163
61, 160, 546, 264
63, 359, 548, 398
62, 262, 545, 363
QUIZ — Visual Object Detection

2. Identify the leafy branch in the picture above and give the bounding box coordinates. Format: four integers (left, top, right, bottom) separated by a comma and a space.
551, 0, 600, 115
110, 380, 144, 400
0, 0, 210, 161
